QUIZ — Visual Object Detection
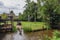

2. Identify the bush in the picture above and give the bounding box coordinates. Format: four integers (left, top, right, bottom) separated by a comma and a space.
51, 30, 60, 40
12, 26, 17, 32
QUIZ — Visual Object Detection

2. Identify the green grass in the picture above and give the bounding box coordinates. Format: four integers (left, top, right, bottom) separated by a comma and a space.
21, 22, 49, 32
7, 21, 49, 32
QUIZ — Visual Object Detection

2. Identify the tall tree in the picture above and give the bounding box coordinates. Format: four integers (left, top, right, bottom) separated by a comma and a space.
19, 13, 23, 20
10, 10, 15, 16
37, 0, 60, 28
24, 0, 38, 21
10, 10, 15, 19
25, 0, 31, 21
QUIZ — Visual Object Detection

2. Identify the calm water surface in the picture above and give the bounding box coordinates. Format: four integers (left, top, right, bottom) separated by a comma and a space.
0, 30, 53, 40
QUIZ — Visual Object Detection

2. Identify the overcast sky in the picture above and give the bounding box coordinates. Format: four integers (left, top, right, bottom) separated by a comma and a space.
0, 0, 37, 15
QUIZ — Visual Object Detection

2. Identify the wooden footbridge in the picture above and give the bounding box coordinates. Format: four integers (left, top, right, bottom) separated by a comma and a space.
0, 16, 20, 32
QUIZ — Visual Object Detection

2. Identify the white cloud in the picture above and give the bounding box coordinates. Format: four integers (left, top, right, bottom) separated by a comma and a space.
0, 0, 26, 9
0, 0, 37, 15
0, 1, 4, 6
0, 0, 26, 15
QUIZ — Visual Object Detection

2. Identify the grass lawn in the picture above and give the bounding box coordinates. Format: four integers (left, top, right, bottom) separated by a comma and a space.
21, 22, 49, 32
8, 21, 49, 32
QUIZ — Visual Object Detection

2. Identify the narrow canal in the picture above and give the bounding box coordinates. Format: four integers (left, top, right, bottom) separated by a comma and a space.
0, 30, 53, 40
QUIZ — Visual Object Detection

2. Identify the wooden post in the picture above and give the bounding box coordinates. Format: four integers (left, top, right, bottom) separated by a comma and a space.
0, 16, 1, 25
10, 16, 14, 31
11, 16, 13, 27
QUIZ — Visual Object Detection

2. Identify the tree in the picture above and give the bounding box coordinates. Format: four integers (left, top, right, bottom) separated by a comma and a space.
10, 10, 15, 16
19, 13, 23, 20
1, 12, 7, 19
10, 10, 14, 27
10, 10, 15, 19
37, 0, 60, 28
23, 0, 38, 21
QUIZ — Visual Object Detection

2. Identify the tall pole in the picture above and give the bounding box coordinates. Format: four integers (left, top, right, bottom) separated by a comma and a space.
0, 16, 1, 25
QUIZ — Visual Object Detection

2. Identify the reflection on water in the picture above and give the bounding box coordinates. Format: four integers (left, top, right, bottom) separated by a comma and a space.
25, 30, 53, 40
13, 30, 27, 40
0, 30, 53, 40
0, 30, 27, 40
0, 33, 13, 40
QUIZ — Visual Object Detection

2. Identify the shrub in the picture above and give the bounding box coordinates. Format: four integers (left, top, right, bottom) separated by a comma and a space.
51, 30, 60, 40
12, 26, 17, 32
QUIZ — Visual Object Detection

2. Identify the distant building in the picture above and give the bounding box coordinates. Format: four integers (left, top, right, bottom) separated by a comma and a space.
0, 12, 18, 20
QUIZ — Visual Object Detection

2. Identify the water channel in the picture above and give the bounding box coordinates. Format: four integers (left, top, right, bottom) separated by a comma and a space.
0, 30, 53, 40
